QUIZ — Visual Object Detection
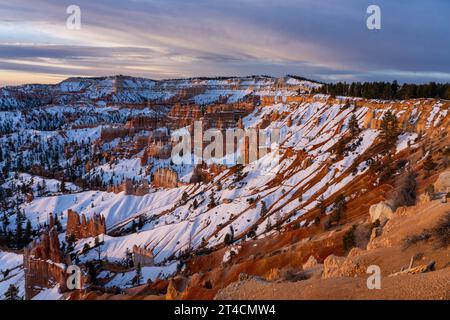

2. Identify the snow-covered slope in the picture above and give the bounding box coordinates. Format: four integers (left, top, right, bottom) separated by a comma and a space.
0, 251, 24, 300
0, 75, 449, 298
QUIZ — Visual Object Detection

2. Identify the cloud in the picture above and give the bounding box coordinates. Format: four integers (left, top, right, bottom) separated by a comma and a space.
0, 0, 449, 85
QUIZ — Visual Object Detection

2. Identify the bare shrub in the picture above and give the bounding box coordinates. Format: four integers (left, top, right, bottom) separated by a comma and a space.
430, 212, 450, 248
280, 268, 310, 282
403, 231, 431, 249
402, 212, 450, 249
390, 171, 417, 210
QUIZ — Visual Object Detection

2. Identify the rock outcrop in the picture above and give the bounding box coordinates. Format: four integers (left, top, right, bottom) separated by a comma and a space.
66, 209, 106, 240
166, 277, 189, 300
132, 245, 154, 267
322, 253, 367, 279
434, 170, 450, 193
152, 167, 178, 188
24, 228, 67, 300
302, 255, 319, 270
369, 201, 394, 224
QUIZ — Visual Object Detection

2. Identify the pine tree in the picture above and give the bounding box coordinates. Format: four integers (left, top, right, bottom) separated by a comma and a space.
132, 263, 143, 286
233, 165, 244, 184
60, 180, 66, 193
24, 220, 32, 246
1, 213, 9, 235
331, 194, 347, 224
380, 110, 399, 149
66, 234, 76, 254
131, 220, 137, 233
137, 216, 145, 230
335, 136, 349, 156
316, 196, 326, 215
260, 201, 268, 217
15, 211, 24, 249
208, 190, 216, 209
223, 225, 234, 245
223, 233, 233, 245
348, 114, 360, 138
4, 284, 20, 300
82, 243, 90, 254
423, 154, 436, 175
125, 248, 134, 268
54, 214, 62, 232
265, 218, 272, 232
342, 225, 357, 252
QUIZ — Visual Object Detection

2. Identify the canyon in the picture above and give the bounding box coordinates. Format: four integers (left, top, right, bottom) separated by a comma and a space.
0, 75, 448, 300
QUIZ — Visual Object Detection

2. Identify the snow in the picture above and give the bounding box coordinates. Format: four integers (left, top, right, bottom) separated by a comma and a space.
23, 187, 186, 231
2, 173, 80, 195
426, 104, 442, 128
0, 251, 23, 272
396, 132, 418, 153
194, 89, 251, 105
0, 251, 24, 300
105, 263, 178, 288
222, 246, 240, 263
2, 75, 449, 294
32, 285, 63, 300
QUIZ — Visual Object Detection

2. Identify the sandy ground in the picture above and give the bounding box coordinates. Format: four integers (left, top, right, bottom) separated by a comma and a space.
215, 267, 450, 300
216, 200, 450, 300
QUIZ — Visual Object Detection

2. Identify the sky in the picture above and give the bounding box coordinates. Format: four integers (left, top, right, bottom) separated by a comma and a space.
0, 0, 449, 86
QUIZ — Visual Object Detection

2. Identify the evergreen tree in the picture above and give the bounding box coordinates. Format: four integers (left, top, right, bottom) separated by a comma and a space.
233, 164, 244, 184
193, 198, 199, 209
4, 284, 20, 300
331, 194, 347, 224
335, 136, 349, 156
223, 225, 234, 245
125, 248, 134, 268
137, 216, 145, 230
1, 213, 9, 235
316, 196, 326, 215
94, 236, 102, 260
181, 191, 189, 203
54, 214, 62, 232
131, 220, 138, 233
265, 218, 272, 232
132, 263, 143, 286
379, 110, 399, 149
260, 201, 268, 217
423, 154, 436, 175
223, 233, 233, 245
15, 211, 24, 248
24, 220, 32, 246
342, 225, 357, 252
82, 243, 90, 254
208, 190, 217, 209
60, 180, 66, 193
66, 234, 76, 255
348, 114, 360, 138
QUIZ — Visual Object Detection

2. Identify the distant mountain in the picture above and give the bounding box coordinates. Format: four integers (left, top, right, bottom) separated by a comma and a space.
0, 75, 322, 110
